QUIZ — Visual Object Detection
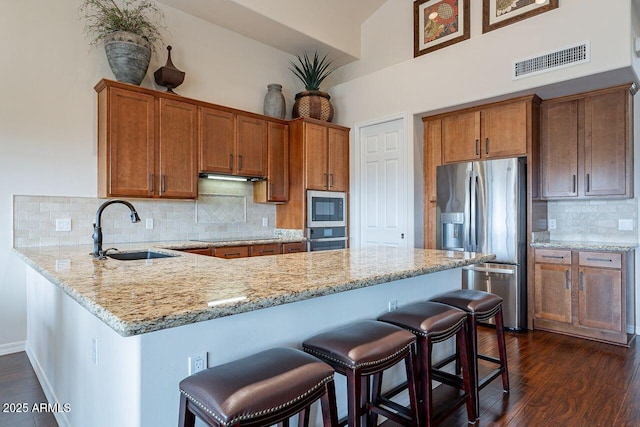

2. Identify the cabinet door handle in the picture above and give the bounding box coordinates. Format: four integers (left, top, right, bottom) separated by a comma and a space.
260, 250, 275, 254
161, 175, 166, 194
149, 174, 154, 193
269, 183, 274, 198
565, 270, 570, 289
229, 154, 234, 171
579, 271, 584, 291
330, 174, 334, 188
485, 138, 489, 155
324, 173, 329, 188
542, 255, 564, 259
572, 175, 576, 193
225, 252, 240, 257
586, 257, 613, 263
238, 155, 243, 171
586, 174, 590, 192
475, 139, 479, 156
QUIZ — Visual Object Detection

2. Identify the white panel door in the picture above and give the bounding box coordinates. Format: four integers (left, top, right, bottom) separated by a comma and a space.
359, 118, 408, 247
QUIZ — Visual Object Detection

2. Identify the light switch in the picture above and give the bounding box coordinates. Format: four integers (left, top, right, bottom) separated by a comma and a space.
56, 218, 71, 232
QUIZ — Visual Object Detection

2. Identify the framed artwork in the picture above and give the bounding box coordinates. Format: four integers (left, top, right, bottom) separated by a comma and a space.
414, 0, 470, 57
483, 0, 558, 33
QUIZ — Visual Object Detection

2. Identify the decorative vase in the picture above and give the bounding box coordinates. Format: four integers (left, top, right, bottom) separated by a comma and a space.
154, 46, 185, 93
292, 90, 334, 122
263, 83, 286, 119
103, 31, 152, 86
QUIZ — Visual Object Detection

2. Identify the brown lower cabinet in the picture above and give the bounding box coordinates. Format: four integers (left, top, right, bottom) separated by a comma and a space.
533, 248, 635, 346
179, 242, 307, 259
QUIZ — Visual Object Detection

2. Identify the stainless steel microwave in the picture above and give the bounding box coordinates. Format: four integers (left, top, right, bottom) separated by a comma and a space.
307, 190, 347, 228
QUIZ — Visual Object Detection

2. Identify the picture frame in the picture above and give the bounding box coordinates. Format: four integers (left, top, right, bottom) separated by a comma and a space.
483, 0, 558, 33
414, 0, 470, 58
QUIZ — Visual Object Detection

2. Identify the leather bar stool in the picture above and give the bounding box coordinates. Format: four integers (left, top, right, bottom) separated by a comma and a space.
378, 301, 475, 427
429, 289, 509, 419
303, 320, 419, 427
178, 347, 338, 427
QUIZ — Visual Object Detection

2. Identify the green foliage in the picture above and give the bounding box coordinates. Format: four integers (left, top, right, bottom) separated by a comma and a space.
79, 0, 165, 51
290, 51, 336, 91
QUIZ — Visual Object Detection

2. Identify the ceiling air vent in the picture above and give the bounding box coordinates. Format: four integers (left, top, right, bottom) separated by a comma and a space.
513, 41, 590, 80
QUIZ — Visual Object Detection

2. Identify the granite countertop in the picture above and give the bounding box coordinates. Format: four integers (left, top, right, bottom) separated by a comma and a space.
13, 242, 495, 337
530, 241, 638, 252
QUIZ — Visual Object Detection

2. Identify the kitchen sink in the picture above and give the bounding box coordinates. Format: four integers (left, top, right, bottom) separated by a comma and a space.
107, 250, 179, 261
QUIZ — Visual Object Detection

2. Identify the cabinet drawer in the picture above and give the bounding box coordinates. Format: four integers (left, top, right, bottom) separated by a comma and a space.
282, 242, 307, 254
250, 243, 282, 257
578, 252, 621, 269
535, 249, 572, 264
214, 246, 250, 259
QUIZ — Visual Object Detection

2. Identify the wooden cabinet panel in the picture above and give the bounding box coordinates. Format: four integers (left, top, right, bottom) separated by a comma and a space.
534, 263, 572, 323
483, 101, 528, 159
213, 246, 250, 259
578, 267, 622, 332
159, 99, 198, 198
540, 85, 632, 200
584, 89, 630, 197
305, 123, 329, 190
533, 248, 633, 346
102, 87, 155, 198
442, 111, 480, 164
282, 242, 307, 254
199, 107, 235, 174
180, 248, 212, 256
236, 114, 267, 177
254, 121, 289, 203
250, 243, 281, 257
328, 127, 349, 192
540, 100, 579, 198
423, 118, 442, 249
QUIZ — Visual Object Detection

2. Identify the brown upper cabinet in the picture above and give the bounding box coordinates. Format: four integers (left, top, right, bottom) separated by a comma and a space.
200, 110, 267, 178
276, 118, 350, 229
254, 121, 289, 203
305, 122, 349, 192
96, 81, 198, 199
442, 99, 531, 164
540, 84, 633, 199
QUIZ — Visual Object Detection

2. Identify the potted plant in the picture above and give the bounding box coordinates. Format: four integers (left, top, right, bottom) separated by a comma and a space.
290, 51, 337, 122
79, 0, 166, 86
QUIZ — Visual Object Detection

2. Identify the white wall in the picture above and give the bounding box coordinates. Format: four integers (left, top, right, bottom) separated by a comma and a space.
0, 0, 299, 351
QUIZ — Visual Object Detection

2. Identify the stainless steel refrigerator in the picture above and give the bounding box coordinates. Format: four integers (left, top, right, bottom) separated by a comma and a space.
436, 157, 527, 330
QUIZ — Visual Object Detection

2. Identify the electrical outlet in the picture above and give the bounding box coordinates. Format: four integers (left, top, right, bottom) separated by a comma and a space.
262, 218, 268, 227
619, 219, 634, 231
146, 218, 154, 230
92, 337, 99, 365
388, 300, 398, 312
56, 218, 72, 232
188, 352, 207, 375
548, 219, 557, 230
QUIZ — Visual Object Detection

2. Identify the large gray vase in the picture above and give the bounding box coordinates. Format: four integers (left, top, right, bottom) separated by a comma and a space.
263, 84, 286, 119
104, 31, 152, 86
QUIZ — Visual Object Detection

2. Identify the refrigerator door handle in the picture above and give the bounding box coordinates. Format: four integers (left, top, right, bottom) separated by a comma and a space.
469, 171, 477, 252
464, 170, 472, 251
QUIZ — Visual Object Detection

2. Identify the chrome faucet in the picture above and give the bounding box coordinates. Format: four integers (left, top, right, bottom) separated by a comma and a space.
92, 200, 141, 258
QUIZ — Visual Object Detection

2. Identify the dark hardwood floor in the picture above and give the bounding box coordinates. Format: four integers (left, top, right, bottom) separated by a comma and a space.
0, 352, 57, 427
0, 328, 638, 426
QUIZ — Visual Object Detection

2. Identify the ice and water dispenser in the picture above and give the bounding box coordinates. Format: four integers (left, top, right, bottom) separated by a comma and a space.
440, 212, 464, 250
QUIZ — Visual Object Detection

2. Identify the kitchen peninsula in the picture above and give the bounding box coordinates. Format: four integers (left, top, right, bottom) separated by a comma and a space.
15, 244, 494, 427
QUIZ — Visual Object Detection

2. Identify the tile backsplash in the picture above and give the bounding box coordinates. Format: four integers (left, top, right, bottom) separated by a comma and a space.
547, 199, 638, 243
13, 179, 282, 248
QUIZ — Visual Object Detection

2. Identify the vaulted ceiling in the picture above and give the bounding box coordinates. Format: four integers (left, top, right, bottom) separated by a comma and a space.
157, 0, 387, 66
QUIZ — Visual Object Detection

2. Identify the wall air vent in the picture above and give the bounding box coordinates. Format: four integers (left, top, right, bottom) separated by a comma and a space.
513, 41, 590, 80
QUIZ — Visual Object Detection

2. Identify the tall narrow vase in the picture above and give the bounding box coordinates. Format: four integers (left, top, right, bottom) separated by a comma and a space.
263, 84, 286, 119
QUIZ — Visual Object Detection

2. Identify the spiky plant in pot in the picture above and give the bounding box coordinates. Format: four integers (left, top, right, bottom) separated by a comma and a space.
290, 51, 337, 122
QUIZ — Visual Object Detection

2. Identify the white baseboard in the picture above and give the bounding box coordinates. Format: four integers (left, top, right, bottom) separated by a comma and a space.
25, 342, 71, 427
0, 340, 25, 356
